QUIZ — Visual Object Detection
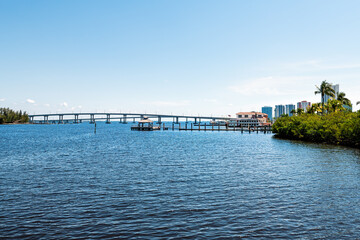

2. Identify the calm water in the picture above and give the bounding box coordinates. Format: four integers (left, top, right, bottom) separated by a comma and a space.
1, 123, 360, 239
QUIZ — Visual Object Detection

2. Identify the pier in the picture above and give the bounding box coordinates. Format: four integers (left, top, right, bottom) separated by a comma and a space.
130, 122, 271, 133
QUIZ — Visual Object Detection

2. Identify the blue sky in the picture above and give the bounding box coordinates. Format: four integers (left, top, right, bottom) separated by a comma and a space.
1, 0, 360, 116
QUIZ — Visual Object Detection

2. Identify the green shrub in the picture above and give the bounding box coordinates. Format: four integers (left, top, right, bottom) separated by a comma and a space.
0, 108, 29, 124
273, 112, 360, 148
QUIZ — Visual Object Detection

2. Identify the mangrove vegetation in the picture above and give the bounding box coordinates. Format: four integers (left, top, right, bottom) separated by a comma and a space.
0, 108, 29, 124
273, 80, 360, 148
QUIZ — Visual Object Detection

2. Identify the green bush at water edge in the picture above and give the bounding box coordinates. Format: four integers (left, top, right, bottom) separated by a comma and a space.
272, 111, 360, 148
0, 108, 29, 124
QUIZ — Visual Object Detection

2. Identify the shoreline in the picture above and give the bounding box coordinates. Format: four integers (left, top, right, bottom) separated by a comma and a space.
0, 122, 30, 125
273, 134, 360, 149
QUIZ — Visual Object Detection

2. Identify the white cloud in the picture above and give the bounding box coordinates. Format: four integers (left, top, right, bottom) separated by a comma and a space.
203, 99, 218, 103
142, 100, 191, 107
26, 99, 35, 104
229, 76, 314, 97
280, 59, 360, 72
0, 98, 5, 102
61, 102, 68, 107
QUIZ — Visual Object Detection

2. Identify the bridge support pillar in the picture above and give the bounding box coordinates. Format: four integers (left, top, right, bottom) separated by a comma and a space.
74, 114, 79, 124
157, 116, 161, 124
44, 115, 49, 124
194, 118, 197, 124
133, 117, 136, 123
175, 117, 179, 124
59, 115, 64, 124
123, 114, 127, 124
106, 114, 111, 124
29, 116, 34, 124
90, 114, 95, 124
140, 115, 144, 120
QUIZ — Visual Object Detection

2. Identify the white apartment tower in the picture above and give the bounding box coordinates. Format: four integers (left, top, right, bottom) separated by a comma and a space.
323, 84, 339, 103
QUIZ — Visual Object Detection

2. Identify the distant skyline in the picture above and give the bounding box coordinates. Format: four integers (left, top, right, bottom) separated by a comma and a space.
1, 0, 360, 116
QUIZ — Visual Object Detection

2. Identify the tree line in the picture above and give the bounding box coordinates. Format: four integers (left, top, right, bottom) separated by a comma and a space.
273, 80, 360, 148
0, 108, 29, 124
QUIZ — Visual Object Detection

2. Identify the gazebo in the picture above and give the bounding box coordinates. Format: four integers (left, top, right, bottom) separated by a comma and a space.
131, 117, 155, 131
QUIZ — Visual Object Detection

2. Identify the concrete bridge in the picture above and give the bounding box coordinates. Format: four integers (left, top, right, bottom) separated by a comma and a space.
28, 112, 231, 124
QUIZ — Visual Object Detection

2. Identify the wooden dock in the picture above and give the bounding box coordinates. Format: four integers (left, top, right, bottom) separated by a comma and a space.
134, 122, 272, 133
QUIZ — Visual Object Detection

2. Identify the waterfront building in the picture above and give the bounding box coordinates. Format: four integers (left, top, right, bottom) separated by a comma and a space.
261, 106, 273, 121
297, 101, 311, 111
285, 104, 296, 116
233, 112, 268, 127
323, 84, 339, 103
275, 105, 285, 119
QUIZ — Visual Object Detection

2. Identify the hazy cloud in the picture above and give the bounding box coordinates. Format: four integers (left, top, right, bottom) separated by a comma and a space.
229, 76, 314, 96
203, 99, 218, 103
26, 99, 35, 104
0, 98, 5, 102
61, 102, 68, 107
280, 59, 360, 72
142, 100, 191, 107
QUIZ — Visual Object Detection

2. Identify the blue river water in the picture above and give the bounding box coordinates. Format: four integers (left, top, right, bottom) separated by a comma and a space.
1, 123, 360, 239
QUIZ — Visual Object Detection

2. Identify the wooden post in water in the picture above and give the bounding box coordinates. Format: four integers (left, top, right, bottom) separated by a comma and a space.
179, 122, 181, 131
163, 123, 165, 130
218, 123, 220, 131
94, 121, 97, 134
172, 122, 174, 131
185, 122, 187, 130
199, 122, 201, 131
212, 123, 214, 131
204, 124, 206, 131
191, 123, 193, 131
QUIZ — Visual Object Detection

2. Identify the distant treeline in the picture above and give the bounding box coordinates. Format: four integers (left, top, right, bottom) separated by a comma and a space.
0, 108, 29, 124
272, 111, 360, 148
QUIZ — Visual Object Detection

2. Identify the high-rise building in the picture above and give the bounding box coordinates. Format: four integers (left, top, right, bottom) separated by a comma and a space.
285, 104, 296, 116
261, 106, 273, 121
275, 105, 285, 119
297, 101, 311, 111
323, 84, 339, 103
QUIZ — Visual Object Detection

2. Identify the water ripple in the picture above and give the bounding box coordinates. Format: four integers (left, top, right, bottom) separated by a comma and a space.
1, 124, 360, 238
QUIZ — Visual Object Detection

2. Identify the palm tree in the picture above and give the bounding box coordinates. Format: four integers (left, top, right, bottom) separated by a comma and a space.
315, 80, 335, 105
307, 103, 321, 114
296, 108, 304, 115
357, 101, 360, 105
337, 92, 352, 107
290, 109, 297, 116
326, 99, 345, 113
